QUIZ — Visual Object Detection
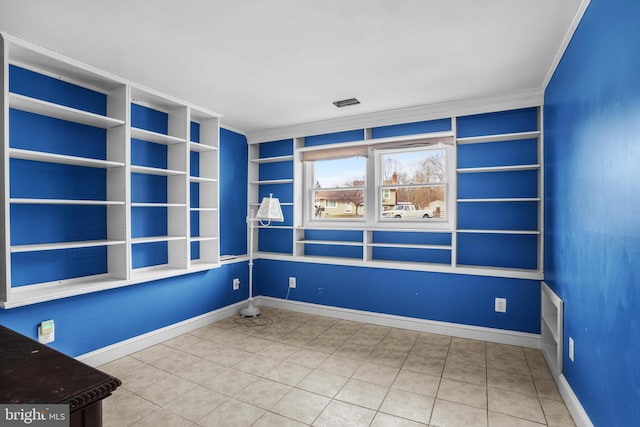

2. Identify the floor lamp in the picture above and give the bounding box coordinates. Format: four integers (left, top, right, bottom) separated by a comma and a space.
240, 194, 284, 317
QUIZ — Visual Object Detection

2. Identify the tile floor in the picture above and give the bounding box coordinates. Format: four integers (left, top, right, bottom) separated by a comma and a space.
100, 307, 576, 427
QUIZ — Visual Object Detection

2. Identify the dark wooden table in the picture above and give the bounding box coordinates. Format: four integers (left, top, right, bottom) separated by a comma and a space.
0, 325, 120, 427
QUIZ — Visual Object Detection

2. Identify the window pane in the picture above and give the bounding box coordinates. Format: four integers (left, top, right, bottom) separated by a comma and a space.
314, 157, 366, 189
380, 186, 446, 220
314, 188, 364, 219
381, 148, 445, 185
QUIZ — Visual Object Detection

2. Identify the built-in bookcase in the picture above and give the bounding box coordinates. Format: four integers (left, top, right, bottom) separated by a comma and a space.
1, 32, 220, 308
248, 108, 543, 280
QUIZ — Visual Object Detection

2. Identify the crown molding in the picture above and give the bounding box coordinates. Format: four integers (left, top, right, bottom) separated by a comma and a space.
246, 87, 544, 144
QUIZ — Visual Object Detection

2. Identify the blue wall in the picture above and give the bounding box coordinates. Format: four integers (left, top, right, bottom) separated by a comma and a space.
255, 260, 541, 334
544, 0, 640, 425
0, 127, 249, 357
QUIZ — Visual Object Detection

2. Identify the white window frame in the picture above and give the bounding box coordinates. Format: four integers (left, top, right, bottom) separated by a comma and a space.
300, 133, 455, 230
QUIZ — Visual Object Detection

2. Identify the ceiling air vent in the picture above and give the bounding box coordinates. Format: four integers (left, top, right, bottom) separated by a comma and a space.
333, 98, 360, 108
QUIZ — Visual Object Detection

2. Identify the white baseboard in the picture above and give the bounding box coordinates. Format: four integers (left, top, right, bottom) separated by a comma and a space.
556, 374, 594, 427
256, 296, 541, 348
77, 301, 245, 367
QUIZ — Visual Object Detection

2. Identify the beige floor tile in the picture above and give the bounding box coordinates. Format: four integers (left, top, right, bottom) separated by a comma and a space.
119, 363, 172, 393
259, 342, 300, 360
203, 346, 252, 366
371, 411, 428, 426
335, 378, 389, 410
162, 333, 205, 351
271, 388, 331, 424
488, 411, 546, 427
367, 348, 410, 368
203, 367, 258, 396
264, 360, 312, 386
314, 400, 376, 426
150, 349, 201, 373
174, 358, 225, 385
103, 389, 158, 427
305, 336, 344, 353
183, 339, 225, 358
253, 412, 307, 427
392, 370, 440, 397
190, 324, 225, 340
211, 329, 247, 347
380, 388, 435, 423
334, 341, 376, 360
447, 347, 487, 367
437, 378, 487, 409
353, 361, 400, 386
233, 377, 291, 410
442, 358, 487, 386
129, 408, 195, 427
231, 335, 273, 353
488, 388, 546, 424
278, 330, 317, 347
430, 399, 488, 427
169, 385, 228, 423
417, 332, 452, 347
488, 367, 536, 395
410, 342, 449, 359
286, 347, 330, 368
318, 354, 363, 377
234, 353, 280, 376
99, 355, 145, 378
297, 369, 349, 398
403, 353, 446, 376
540, 398, 577, 427
130, 344, 177, 364
533, 376, 563, 401
136, 374, 197, 406
450, 338, 486, 352
198, 398, 265, 427
487, 352, 529, 375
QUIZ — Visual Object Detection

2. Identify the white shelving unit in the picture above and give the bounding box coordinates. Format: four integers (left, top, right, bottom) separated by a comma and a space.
0, 32, 221, 308
541, 281, 563, 376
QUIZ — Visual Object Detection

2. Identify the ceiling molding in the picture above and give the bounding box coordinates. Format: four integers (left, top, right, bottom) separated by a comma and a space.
542, 0, 592, 91
247, 88, 544, 144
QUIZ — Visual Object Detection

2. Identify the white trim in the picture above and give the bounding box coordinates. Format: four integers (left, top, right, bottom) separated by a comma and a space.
255, 296, 541, 348
542, 0, 592, 90
76, 301, 245, 367
556, 374, 594, 427
221, 124, 248, 136
247, 88, 543, 144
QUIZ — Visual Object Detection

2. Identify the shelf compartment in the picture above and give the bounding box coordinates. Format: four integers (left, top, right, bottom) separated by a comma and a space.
251, 155, 294, 164
11, 239, 125, 253
131, 127, 186, 145
457, 164, 540, 173
10, 148, 124, 169
130, 165, 186, 176
456, 131, 540, 145
10, 198, 124, 206
9, 93, 125, 129
189, 141, 217, 152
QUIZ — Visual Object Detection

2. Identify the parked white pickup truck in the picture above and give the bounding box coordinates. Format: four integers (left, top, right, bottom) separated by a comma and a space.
382, 203, 435, 219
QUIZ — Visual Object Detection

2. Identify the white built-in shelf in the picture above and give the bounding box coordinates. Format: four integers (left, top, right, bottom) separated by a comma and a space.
457, 164, 540, 174
10, 198, 125, 206
250, 179, 294, 185
130, 165, 186, 176
9, 93, 125, 129
457, 198, 541, 203
131, 202, 186, 208
368, 243, 452, 250
10, 148, 124, 169
250, 202, 294, 207
456, 131, 540, 145
189, 176, 217, 183
296, 239, 362, 247
189, 142, 217, 152
131, 127, 186, 145
190, 207, 218, 212
541, 282, 563, 376
251, 155, 294, 164
189, 236, 218, 242
457, 229, 540, 235
131, 235, 187, 244
11, 239, 126, 253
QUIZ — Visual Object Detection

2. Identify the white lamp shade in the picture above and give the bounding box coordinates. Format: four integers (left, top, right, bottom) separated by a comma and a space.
255, 194, 284, 222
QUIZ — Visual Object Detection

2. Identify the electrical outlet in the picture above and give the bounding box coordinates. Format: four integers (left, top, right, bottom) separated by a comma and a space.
495, 297, 507, 313
289, 277, 296, 288
233, 278, 240, 290
569, 337, 575, 362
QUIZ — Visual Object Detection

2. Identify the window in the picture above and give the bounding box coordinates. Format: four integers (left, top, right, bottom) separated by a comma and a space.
302, 136, 453, 227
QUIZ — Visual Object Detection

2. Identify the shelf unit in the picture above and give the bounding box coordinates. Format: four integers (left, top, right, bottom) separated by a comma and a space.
541, 282, 563, 376
1, 32, 221, 308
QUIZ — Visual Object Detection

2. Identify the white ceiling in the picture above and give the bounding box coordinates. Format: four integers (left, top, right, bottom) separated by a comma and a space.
0, 0, 584, 134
